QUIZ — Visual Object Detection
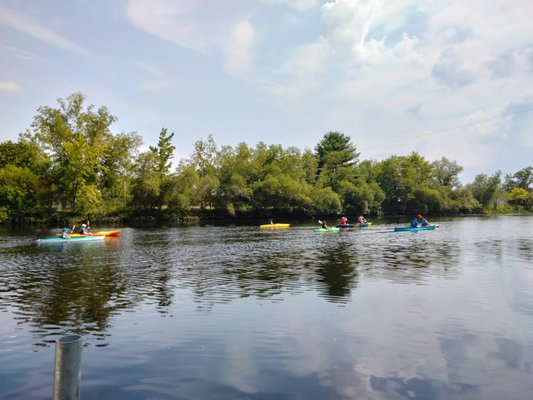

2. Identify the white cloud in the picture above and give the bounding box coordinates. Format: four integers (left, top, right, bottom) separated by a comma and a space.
126, 0, 256, 73
0, 44, 37, 61
418, 109, 504, 168
486, 45, 533, 79
261, 0, 318, 11
264, 38, 329, 101
133, 61, 175, 92
126, 0, 213, 52
427, 0, 533, 49
259, 0, 532, 175
321, 0, 383, 51
0, 5, 89, 56
264, 0, 426, 102
223, 20, 255, 75
0, 82, 22, 92
431, 49, 475, 88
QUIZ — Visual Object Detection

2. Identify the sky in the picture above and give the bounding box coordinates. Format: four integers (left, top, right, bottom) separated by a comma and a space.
0, 0, 532, 184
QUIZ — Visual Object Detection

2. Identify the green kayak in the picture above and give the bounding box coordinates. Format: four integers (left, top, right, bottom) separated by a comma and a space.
315, 227, 340, 232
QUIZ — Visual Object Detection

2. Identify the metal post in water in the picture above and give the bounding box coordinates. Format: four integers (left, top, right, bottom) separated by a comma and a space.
53, 334, 82, 400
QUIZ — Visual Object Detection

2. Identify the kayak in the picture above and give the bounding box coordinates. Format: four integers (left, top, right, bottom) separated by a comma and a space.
259, 224, 290, 229
394, 225, 439, 232
316, 227, 340, 232
336, 222, 372, 229
38, 235, 106, 243
55, 229, 121, 238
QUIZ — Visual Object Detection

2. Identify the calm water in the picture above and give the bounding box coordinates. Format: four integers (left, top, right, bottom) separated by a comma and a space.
1, 216, 532, 399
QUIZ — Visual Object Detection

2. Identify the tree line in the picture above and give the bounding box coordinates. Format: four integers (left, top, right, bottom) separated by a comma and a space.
0, 92, 531, 225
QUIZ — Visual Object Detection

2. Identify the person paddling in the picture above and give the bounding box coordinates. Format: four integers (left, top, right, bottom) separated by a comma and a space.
419, 214, 429, 227
321, 220, 328, 229
410, 217, 419, 228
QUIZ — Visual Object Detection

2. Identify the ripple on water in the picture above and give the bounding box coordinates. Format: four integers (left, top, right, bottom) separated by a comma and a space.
1, 218, 533, 400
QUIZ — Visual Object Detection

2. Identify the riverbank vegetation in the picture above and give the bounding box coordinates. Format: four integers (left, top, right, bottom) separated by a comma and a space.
1, 93, 531, 225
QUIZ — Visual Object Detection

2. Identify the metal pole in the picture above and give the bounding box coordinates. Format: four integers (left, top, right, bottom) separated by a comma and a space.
53, 334, 82, 400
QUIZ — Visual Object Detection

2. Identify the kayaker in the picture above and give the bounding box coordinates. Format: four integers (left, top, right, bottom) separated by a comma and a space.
79, 223, 89, 234
61, 227, 69, 238
410, 217, 419, 228
321, 220, 328, 229
340, 216, 348, 225
417, 214, 429, 226
357, 216, 366, 224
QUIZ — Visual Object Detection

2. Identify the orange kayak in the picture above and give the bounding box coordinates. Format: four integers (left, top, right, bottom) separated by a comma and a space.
56, 229, 121, 238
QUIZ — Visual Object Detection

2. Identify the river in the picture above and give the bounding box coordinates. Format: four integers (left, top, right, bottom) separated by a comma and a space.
1, 216, 532, 399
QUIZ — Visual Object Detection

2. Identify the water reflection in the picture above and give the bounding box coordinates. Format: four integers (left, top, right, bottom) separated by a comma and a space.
1, 218, 533, 400
314, 241, 358, 302
0, 225, 473, 346
1, 240, 138, 346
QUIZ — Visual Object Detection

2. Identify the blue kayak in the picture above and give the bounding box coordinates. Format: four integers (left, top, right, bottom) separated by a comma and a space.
394, 225, 439, 232
38, 235, 106, 243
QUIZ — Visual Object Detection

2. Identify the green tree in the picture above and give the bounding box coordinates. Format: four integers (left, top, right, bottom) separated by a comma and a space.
309, 187, 342, 215
131, 151, 161, 209
504, 166, 533, 191
0, 164, 39, 221
468, 172, 502, 208
215, 143, 253, 215
315, 132, 359, 170
129, 128, 178, 211
26, 92, 123, 215
507, 187, 532, 209
99, 132, 142, 212
431, 157, 463, 188
449, 187, 482, 213
376, 153, 434, 214
149, 128, 175, 175
0, 140, 39, 169
191, 135, 218, 178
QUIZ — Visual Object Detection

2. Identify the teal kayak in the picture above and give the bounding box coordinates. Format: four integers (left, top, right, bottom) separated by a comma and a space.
336, 222, 372, 229
38, 235, 106, 243
394, 225, 439, 232
316, 227, 340, 232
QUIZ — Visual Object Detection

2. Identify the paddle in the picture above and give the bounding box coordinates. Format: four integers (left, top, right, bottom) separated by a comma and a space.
71, 225, 75, 233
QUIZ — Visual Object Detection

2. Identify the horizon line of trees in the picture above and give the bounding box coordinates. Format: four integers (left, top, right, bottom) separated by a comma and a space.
1, 92, 532, 224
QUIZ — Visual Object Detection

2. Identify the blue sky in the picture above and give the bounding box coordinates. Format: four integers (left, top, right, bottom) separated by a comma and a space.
0, 0, 532, 183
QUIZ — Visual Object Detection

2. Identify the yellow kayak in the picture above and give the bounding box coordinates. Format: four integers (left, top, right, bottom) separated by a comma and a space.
56, 229, 121, 238
259, 223, 290, 229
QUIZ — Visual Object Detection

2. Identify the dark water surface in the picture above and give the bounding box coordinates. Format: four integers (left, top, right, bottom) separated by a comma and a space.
1, 216, 532, 399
